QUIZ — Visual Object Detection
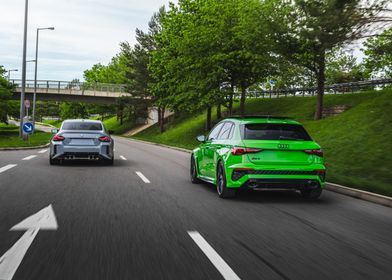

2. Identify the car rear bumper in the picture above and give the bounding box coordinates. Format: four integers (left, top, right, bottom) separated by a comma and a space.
226, 164, 326, 189
50, 143, 113, 160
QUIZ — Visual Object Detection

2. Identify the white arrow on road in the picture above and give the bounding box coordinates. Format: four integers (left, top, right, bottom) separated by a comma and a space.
0, 205, 57, 280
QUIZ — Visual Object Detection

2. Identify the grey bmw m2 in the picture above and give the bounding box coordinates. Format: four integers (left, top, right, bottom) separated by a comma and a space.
49, 119, 114, 165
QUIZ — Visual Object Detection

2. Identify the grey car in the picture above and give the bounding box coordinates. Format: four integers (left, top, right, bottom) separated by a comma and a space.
49, 119, 114, 165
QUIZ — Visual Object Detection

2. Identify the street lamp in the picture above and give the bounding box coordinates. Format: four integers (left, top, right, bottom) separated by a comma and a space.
19, 0, 29, 138
7, 69, 18, 81
32, 27, 55, 129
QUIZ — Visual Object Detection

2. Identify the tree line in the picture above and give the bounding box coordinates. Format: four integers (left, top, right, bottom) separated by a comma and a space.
2, 0, 391, 129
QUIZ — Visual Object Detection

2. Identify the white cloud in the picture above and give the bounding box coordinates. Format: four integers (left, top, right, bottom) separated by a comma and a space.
0, 0, 175, 81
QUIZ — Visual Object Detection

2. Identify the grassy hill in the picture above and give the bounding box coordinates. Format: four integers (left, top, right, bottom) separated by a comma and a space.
133, 89, 392, 196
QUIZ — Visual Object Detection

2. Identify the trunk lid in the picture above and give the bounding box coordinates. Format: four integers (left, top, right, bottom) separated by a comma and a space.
61, 131, 102, 146
241, 140, 320, 166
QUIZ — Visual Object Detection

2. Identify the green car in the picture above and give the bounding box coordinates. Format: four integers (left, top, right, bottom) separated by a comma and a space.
190, 116, 326, 199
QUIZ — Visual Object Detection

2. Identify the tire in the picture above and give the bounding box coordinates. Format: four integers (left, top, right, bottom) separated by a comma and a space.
301, 188, 323, 200
49, 157, 59, 165
216, 162, 236, 198
190, 155, 202, 183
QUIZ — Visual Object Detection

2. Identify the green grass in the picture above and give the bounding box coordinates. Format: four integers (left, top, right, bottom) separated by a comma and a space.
133, 90, 392, 196
102, 116, 135, 135
41, 119, 63, 128
0, 123, 52, 148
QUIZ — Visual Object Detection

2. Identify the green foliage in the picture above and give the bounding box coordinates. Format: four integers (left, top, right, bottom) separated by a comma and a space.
0, 66, 16, 123
150, 0, 276, 119
102, 116, 135, 135
0, 123, 52, 147
267, 0, 388, 119
134, 90, 392, 196
60, 102, 89, 120
325, 49, 369, 84
364, 27, 392, 78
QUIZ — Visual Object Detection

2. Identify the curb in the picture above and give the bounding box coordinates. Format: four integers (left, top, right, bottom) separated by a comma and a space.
326, 183, 392, 208
0, 143, 50, 151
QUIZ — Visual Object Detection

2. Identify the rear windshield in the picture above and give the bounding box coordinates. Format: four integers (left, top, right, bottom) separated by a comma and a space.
241, 123, 312, 141
62, 122, 102, 131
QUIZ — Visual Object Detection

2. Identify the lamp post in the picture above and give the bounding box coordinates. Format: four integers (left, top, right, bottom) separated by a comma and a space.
32, 27, 55, 129
7, 69, 18, 81
19, 0, 29, 138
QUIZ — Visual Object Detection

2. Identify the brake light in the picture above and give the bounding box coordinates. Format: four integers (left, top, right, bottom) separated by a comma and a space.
231, 147, 262, 155
304, 149, 323, 157
98, 136, 111, 142
52, 135, 64, 141
314, 169, 326, 181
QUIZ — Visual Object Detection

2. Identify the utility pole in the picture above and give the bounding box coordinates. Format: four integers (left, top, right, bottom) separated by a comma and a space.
19, 0, 29, 138
32, 27, 55, 130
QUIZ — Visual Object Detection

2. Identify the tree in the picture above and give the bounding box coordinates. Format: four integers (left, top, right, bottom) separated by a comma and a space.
267, 0, 388, 120
150, 0, 276, 130
325, 49, 369, 84
0, 66, 16, 123
59, 102, 89, 120
364, 27, 392, 78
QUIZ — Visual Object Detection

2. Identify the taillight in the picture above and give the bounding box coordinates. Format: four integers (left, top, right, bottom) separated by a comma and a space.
314, 169, 326, 181
52, 135, 64, 141
231, 147, 262, 155
304, 149, 323, 157
98, 136, 111, 142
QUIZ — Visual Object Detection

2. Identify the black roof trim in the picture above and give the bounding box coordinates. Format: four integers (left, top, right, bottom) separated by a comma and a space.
228, 115, 293, 120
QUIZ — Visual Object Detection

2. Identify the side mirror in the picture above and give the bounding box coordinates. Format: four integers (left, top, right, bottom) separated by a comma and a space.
108, 130, 114, 135
51, 129, 59, 134
196, 135, 206, 142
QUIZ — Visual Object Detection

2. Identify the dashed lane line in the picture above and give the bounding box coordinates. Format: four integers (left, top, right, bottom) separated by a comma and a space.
0, 164, 18, 174
135, 171, 151, 184
22, 155, 37, 161
38, 149, 48, 154
120, 155, 127, 161
188, 231, 241, 280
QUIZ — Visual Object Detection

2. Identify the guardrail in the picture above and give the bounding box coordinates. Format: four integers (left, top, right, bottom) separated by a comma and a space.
10, 79, 128, 93
246, 78, 392, 98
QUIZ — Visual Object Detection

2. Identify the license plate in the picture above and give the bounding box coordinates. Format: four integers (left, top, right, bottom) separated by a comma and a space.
69, 139, 94, 145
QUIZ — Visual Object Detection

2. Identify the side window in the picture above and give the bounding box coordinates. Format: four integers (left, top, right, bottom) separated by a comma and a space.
208, 123, 225, 141
218, 122, 234, 140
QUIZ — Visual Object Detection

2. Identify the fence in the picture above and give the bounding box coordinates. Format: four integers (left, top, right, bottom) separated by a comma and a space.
246, 78, 392, 98
10, 79, 128, 93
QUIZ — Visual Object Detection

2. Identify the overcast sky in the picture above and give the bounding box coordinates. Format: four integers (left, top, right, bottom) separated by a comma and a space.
0, 0, 175, 81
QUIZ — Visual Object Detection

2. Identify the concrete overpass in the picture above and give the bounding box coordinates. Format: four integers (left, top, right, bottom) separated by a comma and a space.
11, 79, 137, 104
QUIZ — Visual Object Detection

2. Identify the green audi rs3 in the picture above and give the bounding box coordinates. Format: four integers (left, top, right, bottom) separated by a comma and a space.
190, 116, 326, 199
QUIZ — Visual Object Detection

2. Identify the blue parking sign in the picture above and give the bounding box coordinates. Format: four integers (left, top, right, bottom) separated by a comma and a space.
23, 122, 34, 134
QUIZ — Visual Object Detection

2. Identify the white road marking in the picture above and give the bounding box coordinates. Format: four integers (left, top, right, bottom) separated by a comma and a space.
0, 205, 58, 280
38, 149, 48, 154
0, 164, 17, 174
187, 231, 241, 280
136, 171, 151, 184
22, 155, 37, 161
120, 155, 127, 161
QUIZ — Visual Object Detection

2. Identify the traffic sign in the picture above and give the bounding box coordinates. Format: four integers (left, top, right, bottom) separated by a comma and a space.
24, 100, 30, 109
23, 122, 34, 134
269, 80, 276, 86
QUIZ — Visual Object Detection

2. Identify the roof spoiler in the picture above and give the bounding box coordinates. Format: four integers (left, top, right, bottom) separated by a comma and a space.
229, 115, 293, 120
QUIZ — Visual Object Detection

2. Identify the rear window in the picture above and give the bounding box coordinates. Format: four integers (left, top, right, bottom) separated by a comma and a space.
62, 122, 102, 131
241, 123, 312, 141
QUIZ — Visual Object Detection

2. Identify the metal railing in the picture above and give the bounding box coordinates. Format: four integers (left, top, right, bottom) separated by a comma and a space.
10, 79, 128, 93
246, 78, 392, 98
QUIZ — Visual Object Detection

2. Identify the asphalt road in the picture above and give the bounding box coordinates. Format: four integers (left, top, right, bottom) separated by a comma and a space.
0, 137, 391, 280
